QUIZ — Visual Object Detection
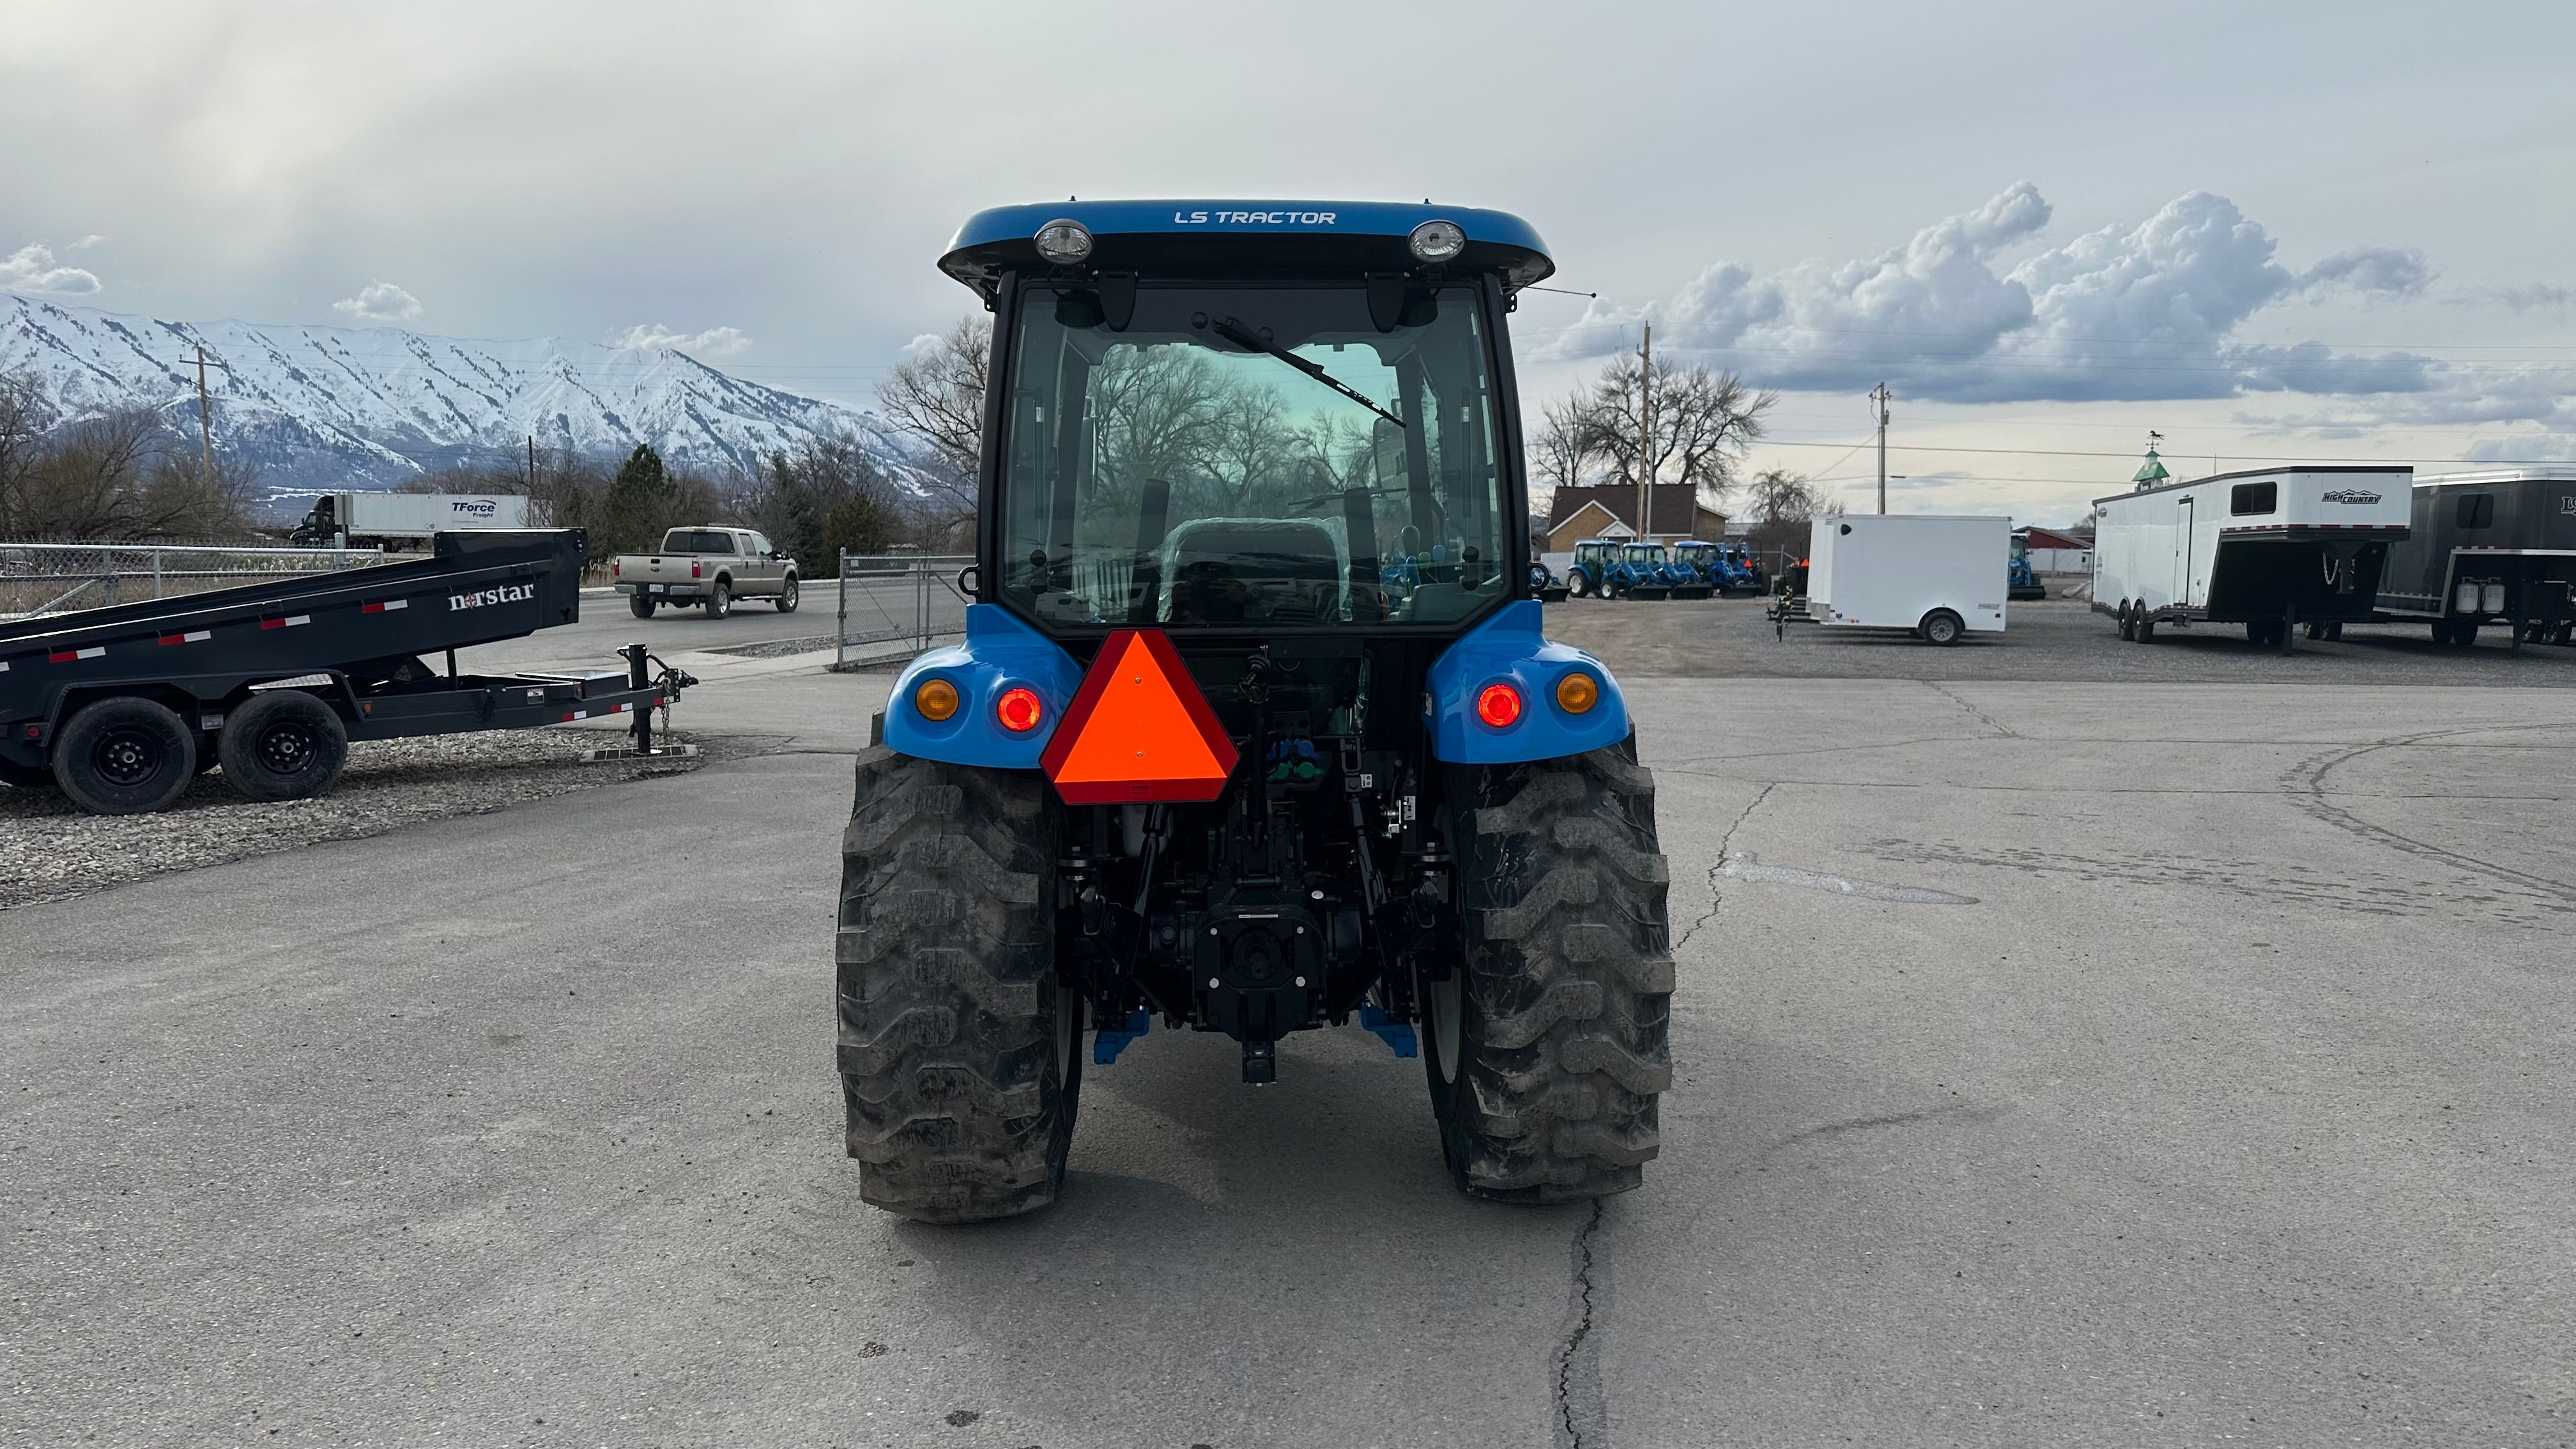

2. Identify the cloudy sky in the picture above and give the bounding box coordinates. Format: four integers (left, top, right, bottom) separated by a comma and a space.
3, 0, 2570, 521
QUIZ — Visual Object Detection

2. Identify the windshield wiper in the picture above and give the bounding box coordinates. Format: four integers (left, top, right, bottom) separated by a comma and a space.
1209, 315, 1406, 429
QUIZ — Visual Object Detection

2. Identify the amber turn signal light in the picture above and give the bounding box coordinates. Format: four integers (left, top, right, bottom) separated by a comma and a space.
1475, 682, 1524, 728
913, 677, 959, 722
996, 686, 1045, 733
1555, 671, 1598, 714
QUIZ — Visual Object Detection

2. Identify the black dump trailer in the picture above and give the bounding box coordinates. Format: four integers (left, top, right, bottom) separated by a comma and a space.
0, 529, 679, 814
2375, 470, 2576, 648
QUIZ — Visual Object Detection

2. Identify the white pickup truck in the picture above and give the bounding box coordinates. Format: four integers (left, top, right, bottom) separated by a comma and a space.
613, 526, 800, 618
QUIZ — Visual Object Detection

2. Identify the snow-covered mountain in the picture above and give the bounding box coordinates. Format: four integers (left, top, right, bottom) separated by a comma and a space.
1, 293, 911, 493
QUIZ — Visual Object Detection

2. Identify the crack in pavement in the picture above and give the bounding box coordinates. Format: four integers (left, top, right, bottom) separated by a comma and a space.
1675, 783, 1775, 953
1553, 1198, 1609, 1449
1922, 679, 2021, 738
2288, 723, 2576, 904
1771, 1100, 2009, 1152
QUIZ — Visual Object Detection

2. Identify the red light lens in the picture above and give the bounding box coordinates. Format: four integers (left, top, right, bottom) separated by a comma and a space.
1475, 682, 1524, 728
997, 686, 1045, 733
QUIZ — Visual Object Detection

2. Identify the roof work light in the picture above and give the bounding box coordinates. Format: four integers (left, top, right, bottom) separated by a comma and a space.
1033, 219, 1094, 265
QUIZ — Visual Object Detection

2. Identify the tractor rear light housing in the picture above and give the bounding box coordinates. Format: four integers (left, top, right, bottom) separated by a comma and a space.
1475, 681, 1523, 728
913, 677, 959, 722
1409, 220, 1466, 264
1034, 218, 1093, 265
996, 686, 1045, 733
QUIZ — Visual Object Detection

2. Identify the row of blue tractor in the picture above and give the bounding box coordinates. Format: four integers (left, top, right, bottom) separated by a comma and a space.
1561, 537, 1767, 601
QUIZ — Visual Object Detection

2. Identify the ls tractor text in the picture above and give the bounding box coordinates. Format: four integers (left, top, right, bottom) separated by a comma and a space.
838, 201, 1675, 1223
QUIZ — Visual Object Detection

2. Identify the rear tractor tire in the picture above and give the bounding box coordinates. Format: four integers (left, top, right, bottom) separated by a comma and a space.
836, 746, 1081, 1223
1427, 738, 1674, 1202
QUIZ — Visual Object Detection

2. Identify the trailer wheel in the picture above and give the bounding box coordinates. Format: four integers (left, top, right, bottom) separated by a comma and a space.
1428, 737, 1673, 1202
218, 691, 349, 802
1920, 609, 1965, 645
703, 581, 732, 618
836, 749, 1080, 1223
776, 576, 800, 614
2134, 613, 2156, 641
53, 696, 197, 815
2117, 602, 2136, 641
629, 592, 656, 619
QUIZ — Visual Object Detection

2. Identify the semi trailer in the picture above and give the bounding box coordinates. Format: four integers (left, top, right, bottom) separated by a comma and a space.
2093, 466, 2411, 650
837, 199, 1672, 1222
0, 530, 680, 814
289, 490, 531, 549
2373, 470, 2576, 648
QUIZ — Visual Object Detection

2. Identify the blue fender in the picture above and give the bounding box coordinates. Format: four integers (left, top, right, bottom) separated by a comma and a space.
1426, 600, 1631, 764
883, 604, 1084, 769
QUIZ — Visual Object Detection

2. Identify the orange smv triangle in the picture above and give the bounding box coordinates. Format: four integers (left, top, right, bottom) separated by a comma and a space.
1041, 629, 1239, 804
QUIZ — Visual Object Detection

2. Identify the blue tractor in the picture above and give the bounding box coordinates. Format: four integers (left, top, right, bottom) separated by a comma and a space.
2007, 538, 2048, 601
842, 202, 1673, 1222
1563, 537, 1616, 599
1606, 542, 1676, 599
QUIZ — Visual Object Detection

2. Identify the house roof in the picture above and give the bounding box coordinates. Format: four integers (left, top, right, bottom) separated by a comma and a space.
2019, 526, 2091, 550
1545, 483, 1722, 536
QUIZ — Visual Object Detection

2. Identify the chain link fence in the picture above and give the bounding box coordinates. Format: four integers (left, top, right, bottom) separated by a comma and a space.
833, 552, 973, 670
0, 540, 386, 619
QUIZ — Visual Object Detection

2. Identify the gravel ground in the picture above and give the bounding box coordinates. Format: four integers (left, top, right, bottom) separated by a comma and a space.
1547, 592, 2576, 684
701, 632, 839, 659
0, 727, 729, 911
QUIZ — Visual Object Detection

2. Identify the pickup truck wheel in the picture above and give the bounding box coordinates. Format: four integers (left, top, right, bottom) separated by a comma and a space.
775, 576, 799, 614
837, 749, 1080, 1223
53, 696, 197, 815
629, 592, 656, 619
218, 691, 349, 802
702, 581, 732, 618
1428, 737, 1673, 1202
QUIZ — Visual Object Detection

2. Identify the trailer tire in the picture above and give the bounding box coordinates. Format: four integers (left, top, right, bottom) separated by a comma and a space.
53, 696, 197, 815
776, 576, 800, 614
1428, 737, 1673, 1203
217, 691, 349, 802
703, 581, 732, 618
2117, 602, 2136, 641
836, 749, 1080, 1223
629, 592, 656, 619
1920, 609, 1965, 645
2135, 614, 2156, 641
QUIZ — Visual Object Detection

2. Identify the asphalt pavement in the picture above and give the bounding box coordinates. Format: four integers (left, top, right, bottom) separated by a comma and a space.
6, 664, 2574, 1447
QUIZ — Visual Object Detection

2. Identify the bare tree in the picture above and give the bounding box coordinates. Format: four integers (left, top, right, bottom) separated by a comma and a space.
1740, 467, 1821, 569
878, 316, 991, 532
1533, 353, 1776, 508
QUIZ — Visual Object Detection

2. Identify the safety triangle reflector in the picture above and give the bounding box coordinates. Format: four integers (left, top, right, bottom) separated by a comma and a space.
1041, 629, 1239, 804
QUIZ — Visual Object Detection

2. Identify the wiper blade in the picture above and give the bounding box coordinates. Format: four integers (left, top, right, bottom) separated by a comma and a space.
1210, 315, 1406, 429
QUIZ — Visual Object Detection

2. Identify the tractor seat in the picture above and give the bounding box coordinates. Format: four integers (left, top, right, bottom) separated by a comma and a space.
1163, 519, 1347, 625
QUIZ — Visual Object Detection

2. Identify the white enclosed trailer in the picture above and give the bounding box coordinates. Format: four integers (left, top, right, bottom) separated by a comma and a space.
290, 491, 531, 549
2092, 465, 2410, 650
1804, 514, 2009, 645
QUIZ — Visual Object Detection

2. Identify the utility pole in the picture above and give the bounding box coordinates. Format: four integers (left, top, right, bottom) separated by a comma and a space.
193, 344, 216, 478
528, 434, 537, 492
1871, 381, 1892, 515
1636, 322, 1655, 547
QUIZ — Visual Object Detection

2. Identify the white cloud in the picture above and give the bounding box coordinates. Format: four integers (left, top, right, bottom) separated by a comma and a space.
898, 332, 946, 361
610, 322, 751, 356
332, 280, 423, 321
1535, 185, 2443, 404
1, 241, 102, 295
2497, 283, 2573, 313
68, 234, 108, 251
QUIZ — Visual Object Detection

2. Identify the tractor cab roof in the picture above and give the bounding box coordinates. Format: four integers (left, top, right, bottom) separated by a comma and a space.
939, 199, 1554, 300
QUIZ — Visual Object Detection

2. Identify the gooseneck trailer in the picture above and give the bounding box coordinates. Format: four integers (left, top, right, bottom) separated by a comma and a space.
2374, 470, 2576, 648
0, 530, 677, 814
836, 200, 1673, 1223
2092, 466, 2412, 651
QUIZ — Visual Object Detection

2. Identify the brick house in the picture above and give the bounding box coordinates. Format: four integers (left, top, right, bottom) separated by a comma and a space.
1542, 484, 1728, 555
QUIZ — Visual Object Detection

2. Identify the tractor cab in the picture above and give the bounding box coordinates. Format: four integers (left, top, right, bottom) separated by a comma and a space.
1610, 542, 1674, 600
836, 202, 1673, 1223
1667, 540, 1721, 600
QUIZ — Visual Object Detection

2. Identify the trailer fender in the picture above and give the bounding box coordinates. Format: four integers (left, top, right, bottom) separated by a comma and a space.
1425, 600, 1630, 765
882, 604, 1082, 769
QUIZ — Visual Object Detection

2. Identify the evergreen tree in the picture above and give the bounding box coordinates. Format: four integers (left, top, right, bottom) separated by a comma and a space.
599, 443, 677, 556
823, 490, 893, 565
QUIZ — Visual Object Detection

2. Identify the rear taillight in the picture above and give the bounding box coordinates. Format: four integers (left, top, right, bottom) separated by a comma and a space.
611, 560, 620, 578
692, 561, 703, 579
